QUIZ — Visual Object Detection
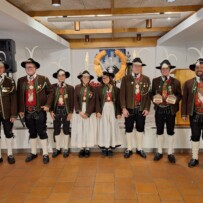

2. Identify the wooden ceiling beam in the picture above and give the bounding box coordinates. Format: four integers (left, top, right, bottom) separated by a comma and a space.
69, 37, 159, 49
53, 27, 171, 35
27, 5, 202, 17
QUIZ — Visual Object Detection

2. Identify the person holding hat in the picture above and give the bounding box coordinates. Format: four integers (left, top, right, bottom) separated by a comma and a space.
96, 70, 122, 156
71, 70, 97, 158
0, 59, 17, 164
182, 58, 203, 167
50, 69, 74, 158
120, 57, 151, 158
151, 60, 182, 163
17, 58, 53, 164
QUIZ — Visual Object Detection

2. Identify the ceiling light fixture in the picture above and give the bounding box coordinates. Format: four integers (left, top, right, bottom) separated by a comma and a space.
74, 21, 80, 31
146, 19, 152, 29
52, 0, 61, 7
137, 33, 141, 41
85, 35, 90, 42
166, 0, 176, 2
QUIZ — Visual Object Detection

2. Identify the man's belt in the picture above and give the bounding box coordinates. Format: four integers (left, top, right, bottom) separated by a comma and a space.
26, 106, 37, 113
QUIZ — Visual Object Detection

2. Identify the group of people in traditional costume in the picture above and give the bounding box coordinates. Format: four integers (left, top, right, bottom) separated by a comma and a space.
0, 56, 203, 168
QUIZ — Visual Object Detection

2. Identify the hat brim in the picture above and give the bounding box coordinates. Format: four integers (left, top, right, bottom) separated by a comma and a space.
127, 62, 146, 66
189, 64, 196, 71
21, 61, 40, 69
156, 65, 176, 70
77, 74, 94, 80
103, 72, 115, 78
53, 72, 70, 78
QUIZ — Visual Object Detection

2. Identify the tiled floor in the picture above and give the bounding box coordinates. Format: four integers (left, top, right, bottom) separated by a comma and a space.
0, 152, 203, 203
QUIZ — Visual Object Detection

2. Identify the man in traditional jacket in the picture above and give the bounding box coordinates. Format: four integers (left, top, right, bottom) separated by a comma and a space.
182, 58, 203, 167
0, 59, 17, 164
17, 58, 53, 164
50, 69, 74, 158
151, 60, 182, 163
120, 57, 151, 158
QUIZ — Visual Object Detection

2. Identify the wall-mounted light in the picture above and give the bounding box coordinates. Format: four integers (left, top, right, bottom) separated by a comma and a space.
85, 35, 90, 42
137, 33, 141, 41
146, 19, 152, 29
166, 0, 176, 2
74, 21, 80, 31
52, 0, 61, 6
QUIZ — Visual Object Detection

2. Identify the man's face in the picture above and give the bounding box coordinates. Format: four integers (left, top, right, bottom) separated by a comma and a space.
195, 64, 203, 78
57, 73, 66, 83
132, 64, 142, 74
161, 67, 170, 77
0, 64, 5, 76
25, 63, 36, 76
82, 75, 90, 85
102, 75, 110, 85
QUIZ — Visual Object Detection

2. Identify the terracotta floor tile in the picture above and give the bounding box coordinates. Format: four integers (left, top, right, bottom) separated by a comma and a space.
135, 182, 158, 194
92, 194, 114, 203
178, 186, 202, 196
75, 176, 95, 187
35, 176, 57, 187
52, 182, 74, 193
115, 187, 136, 200
24, 197, 47, 203
94, 182, 115, 194
159, 188, 183, 201
138, 194, 161, 203
183, 195, 203, 203
96, 173, 115, 182
46, 193, 70, 203
115, 169, 134, 178
69, 198, 92, 203
29, 186, 52, 198
71, 187, 93, 199
115, 200, 137, 203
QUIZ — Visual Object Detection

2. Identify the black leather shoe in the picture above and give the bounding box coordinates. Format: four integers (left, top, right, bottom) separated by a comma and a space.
7, 155, 15, 164
43, 155, 50, 164
63, 149, 70, 158
25, 153, 38, 162
108, 149, 113, 157
124, 149, 133, 158
85, 149, 90, 158
102, 149, 108, 156
52, 149, 61, 158
188, 159, 199, 168
0, 157, 3, 163
154, 152, 163, 161
136, 149, 147, 158
168, 154, 176, 164
79, 149, 85, 158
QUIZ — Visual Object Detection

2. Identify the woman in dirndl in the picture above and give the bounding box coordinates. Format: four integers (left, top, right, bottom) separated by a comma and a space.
71, 70, 97, 158
96, 70, 122, 156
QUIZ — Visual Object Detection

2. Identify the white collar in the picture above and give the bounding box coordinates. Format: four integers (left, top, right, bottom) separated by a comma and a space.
196, 76, 203, 83
132, 73, 141, 78
27, 73, 37, 81
162, 75, 170, 81
0, 74, 5, 80
58, 82, 66, 87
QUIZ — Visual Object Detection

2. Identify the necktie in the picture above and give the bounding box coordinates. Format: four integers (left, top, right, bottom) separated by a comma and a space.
164, 76, 167, 81
29, 76, 33, 81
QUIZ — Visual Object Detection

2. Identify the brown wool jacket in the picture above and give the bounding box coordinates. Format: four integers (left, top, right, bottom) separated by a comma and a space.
181, 77, 199, 117
96, 85, 122, 117
151, 76, 182, 115
17, 74, 53, 113
74, 84, 96, 116
50, 83, 74, 114
0, 76, 17, 119
120, 74, 151, 111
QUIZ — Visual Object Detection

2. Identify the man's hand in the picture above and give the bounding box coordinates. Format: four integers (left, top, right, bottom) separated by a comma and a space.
10, 117, 16, 123
67, 113, 72, 121
19, 112, 24, 118
50, 112, 55, 120
142, 110, 149, 117
122, 108, 129, 118
41, 106, 49, 112
182, 116, 188, 121
79, 112, 88, 119
117, 115, 121, 119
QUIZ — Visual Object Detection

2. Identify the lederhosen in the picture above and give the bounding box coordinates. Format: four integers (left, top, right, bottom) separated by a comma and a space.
125, 75, 146, 133
24, 78, 48, 140
53, 85, 70, 136
189, 80, 203, 141
155, 77, 175, 135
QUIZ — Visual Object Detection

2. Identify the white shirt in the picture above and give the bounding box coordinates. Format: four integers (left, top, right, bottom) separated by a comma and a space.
0, 74, 5, 84
27, 73, 37, 81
